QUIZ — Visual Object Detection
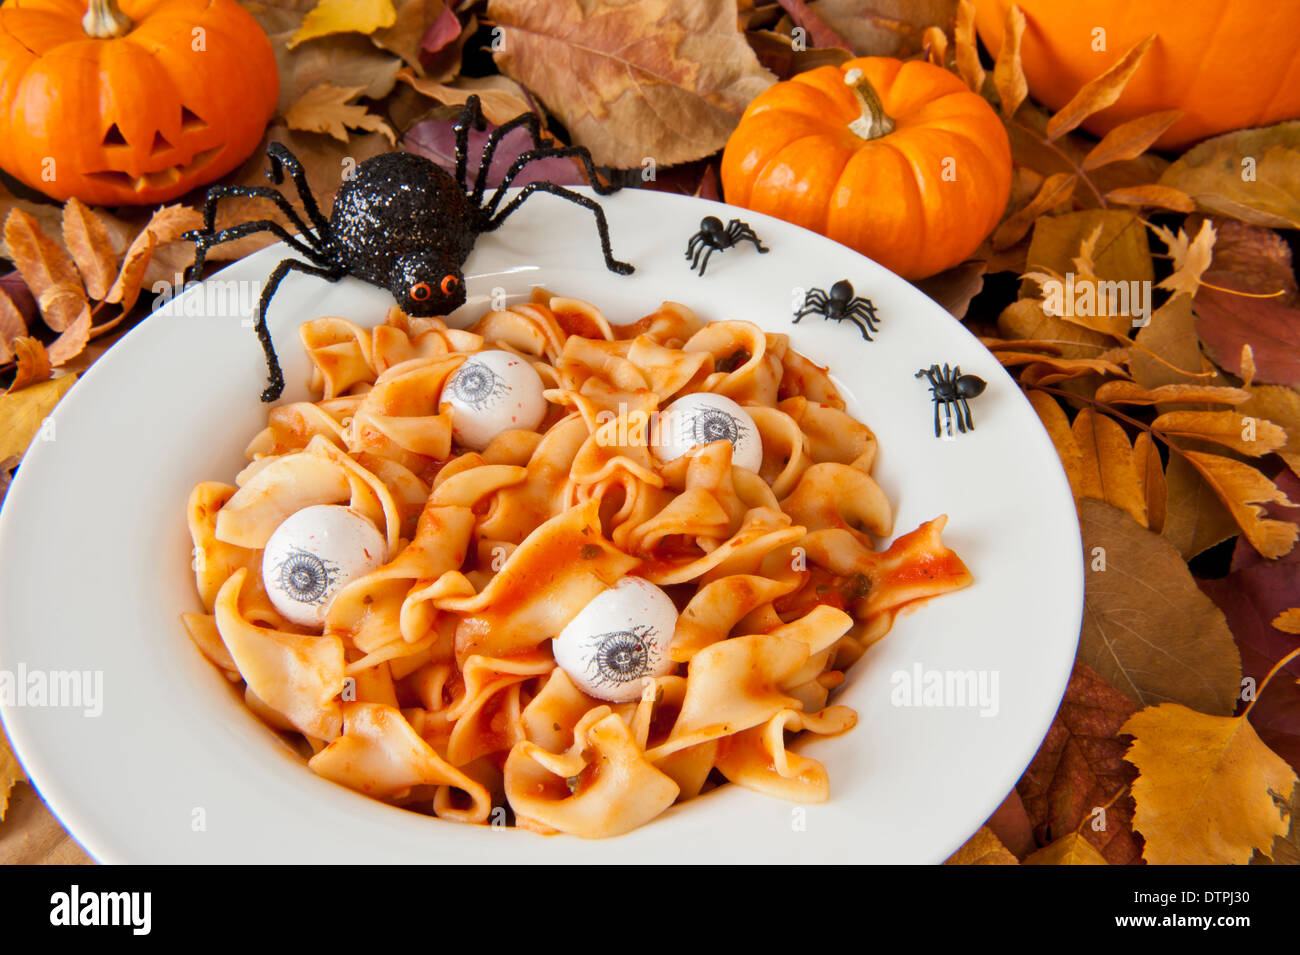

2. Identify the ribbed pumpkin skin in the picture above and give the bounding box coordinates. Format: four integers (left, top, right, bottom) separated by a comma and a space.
975, 0, 1300, 150
721, 57, 1012, 280
0, 0, 278, 205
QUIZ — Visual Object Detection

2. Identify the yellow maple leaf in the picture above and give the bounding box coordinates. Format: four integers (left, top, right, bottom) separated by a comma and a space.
1123, 703, 1298, 864
944, 825, 1019, 864
285, 84, 396, 145
1024, 832, 1109, 865
0, 372, 77, 462
1153, 219, 1217, 298
289, 0, 396, 49
1, 724, 24, 822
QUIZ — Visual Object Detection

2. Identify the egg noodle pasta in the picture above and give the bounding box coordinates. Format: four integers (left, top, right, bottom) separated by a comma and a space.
183, 292, 972, 838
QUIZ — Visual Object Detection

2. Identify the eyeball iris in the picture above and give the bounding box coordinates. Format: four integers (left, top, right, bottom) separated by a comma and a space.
651, 392, 763, 472
552, 577, 678, 702
441, 274, 459, 295
444, 349, 547, 451
261, 504, 386, 627
410, 282, 432, 302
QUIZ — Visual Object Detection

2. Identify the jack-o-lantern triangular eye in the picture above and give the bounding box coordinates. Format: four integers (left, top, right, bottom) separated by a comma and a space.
180, 106, 208, 133
151, 131, 174, 156
102, 124, 127, 147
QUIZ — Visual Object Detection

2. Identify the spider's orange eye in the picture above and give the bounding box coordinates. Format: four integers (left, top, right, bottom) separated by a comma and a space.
410, 282, 432, 301
441, 274, 459, 295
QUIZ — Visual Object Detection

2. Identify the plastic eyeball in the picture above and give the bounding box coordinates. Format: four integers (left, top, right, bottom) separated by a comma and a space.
552, 577, 678, 702
444, 350, 547, 450
651, 392, 762, 471
261, 505, 386, 627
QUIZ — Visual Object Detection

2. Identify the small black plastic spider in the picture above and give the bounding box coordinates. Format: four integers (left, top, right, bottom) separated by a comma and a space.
183, 95, 633, 402
915, 363, 987, 438
684, 216, 768, 275
793, 279, 880, 341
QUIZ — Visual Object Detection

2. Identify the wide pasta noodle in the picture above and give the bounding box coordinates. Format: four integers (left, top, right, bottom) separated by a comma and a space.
184, 293, 973, 838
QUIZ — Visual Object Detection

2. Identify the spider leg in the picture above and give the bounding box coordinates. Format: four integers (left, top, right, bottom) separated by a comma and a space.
958, 395, 975, 432
847, 312, 874, 342
485, 182, 634, 274
198, 185, 323, 254
473, 109, 540, 205
186, 220, 333, 277
453, 95, 489, 192
686, 232, 706, 260
484, 144, 620, 215
690, 241, 710, 272
793, 290, 828, 322
848, 298, 879, 329
726, 221, 769, 253
266, 143, 332, 239
254, 258, 348, 403
696, 244, 718, 276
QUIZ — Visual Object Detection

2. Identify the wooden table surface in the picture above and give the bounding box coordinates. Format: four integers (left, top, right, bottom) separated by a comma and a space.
1, 783, 94, 865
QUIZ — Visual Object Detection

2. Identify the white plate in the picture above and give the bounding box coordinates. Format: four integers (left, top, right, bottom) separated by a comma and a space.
0, 187, 1081, 863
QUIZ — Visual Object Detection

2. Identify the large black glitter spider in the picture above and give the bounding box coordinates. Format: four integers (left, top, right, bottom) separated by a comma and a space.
684, 216, 768, 275
915, 363, 987, 438
183, 95, 633, 402
793, 279, 879, 341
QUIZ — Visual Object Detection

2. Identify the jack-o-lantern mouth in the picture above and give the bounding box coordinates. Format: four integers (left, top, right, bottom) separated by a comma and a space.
85, 106, 221, 193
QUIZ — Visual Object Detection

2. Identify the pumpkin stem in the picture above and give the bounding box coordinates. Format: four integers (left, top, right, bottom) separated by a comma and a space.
83, 0, 132, 39
844, 68, 895, 140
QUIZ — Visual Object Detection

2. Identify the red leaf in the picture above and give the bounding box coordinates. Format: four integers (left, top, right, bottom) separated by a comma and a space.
1016, 661, 1145, 864
1195, 284, 1300, 386
773, 0, 853, 52
421, 1, 461, 55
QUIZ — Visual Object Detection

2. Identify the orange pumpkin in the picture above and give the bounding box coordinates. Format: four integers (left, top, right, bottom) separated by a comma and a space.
975, 1, 1300, 150
0, 0, 278, 205
721, 57, 1011, 280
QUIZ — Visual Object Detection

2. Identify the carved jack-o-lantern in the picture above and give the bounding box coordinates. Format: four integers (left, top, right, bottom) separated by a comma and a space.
0, 0, 279, 205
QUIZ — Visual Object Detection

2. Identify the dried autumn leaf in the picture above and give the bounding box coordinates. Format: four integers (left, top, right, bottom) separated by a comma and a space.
992, 173, 1076, 250
1021, 209, 1153, 308
371, 0, 454, 69
1162, 452, 1238, 559
1195, 285, 1300, 387
912, 260, 985, 320
0, 289, 25, 362
0, 725, 22, 821
1028, 390, 1082, 497
1081, 110, 1183, 171
1072, 408, 1146, 526
1154, 410, 1287, 457
4, 208, 83, 324
944, 825, 1018, 865
138, 205, 204, 247
1158, 120, 1300, 230
992, 4, 1025, 118
1240, 385, 1300, 479
1254, 786, 1300, 865
1093, 380, 1250, 407
1024, 832, 1109, 865
952, 0, 984, 93
774, 0, 852, 50
105, 230, 156, 315
1152, 219, 1216, 299
1182, 450, 1298, 560
7, 337, 51, 391
1079, 498, 1242, 715
1045, 35, 1155, 141
745, 30, 852, 79
1133, 432, 1166, 535
61, 198, 117, 301
1131, 296, 1207, 389
0, 371, 76, 460
488, 0, 776, 168
922, 24, 947, 66
997, 299, 1113, 360
36, 284, 86, 334
47, 304, 92, 367
286, 83, 397, 144
289, 0, 396, 49
396, 69, 531, 126
1017, 661, 1143, 864
810, 0, 955, 57
1203, 218, 1298, 302
1105, 184, 1195, 213
1123, 703, 1298, 865
1274, 609, 1300, 634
